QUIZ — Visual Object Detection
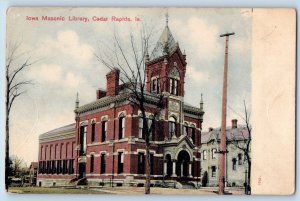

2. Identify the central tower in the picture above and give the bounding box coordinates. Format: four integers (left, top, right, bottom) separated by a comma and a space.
145, 14, 187, 97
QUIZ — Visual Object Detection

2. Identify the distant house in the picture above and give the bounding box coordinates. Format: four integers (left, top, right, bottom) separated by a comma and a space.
200, 119, 250, 187
29, 162, 38, 186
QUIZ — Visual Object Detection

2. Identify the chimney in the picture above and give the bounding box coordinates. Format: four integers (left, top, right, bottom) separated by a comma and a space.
96, 89, 106, 99
231, 119, 238, 129
208, 127, 213, 132
106, 68, 120, 96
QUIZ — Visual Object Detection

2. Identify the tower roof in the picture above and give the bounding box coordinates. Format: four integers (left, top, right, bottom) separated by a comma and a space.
150, 24, 178, 60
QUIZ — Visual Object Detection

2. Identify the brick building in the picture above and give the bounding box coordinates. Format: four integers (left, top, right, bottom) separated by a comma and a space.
37, 21, 205, 187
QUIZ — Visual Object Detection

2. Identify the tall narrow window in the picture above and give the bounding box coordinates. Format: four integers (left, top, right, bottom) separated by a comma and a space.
101, 120, 107, 142
91, 122, 96, 142
118, 152, 124, 174
152, 78, 157, 92
55, 144, 58, 159
71, 142, 74, 158
151, 78, 160, 93
66, 143, 68, 159
119, 115, 125, 139
60, 144, 63, 159
148, 117, 154, 140
169, 78, 179, 95
80, 126, 87, 155
138, 117, 143, 139
238, 154, 243, 165
232, 158, 237, 170
168, 117, 176, 139
138, 153, 145, 174
203, 150, 207, 160
211, 166, 216, 177
169, 68, 180, 95
40, 146, 43, 160
212, 148, 217, 159
150, 154, 154, 175
90, 155, 94, 173
50, 145, 52, 160
191, 126, 196, 143
101, 154, 106, 174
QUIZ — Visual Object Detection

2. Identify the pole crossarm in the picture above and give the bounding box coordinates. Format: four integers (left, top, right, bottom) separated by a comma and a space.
220, 32, 235, 37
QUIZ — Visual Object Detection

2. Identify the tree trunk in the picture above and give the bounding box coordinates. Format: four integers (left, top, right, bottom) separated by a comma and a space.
5, 74, 10, 191
145, 144, 150, 194
247, 160, 251, 195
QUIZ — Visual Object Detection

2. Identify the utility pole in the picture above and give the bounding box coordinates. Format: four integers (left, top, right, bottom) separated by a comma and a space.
219, 32, 235, 195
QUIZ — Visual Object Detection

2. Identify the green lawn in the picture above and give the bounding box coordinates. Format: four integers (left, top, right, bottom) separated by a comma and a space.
8, 187, 109, 194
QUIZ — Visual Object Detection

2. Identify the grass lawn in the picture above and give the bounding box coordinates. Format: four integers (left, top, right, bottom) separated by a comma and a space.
8, 187, 109, 194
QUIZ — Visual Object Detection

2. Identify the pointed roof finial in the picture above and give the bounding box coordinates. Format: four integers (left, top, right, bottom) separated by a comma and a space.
165, 12, 169, 27
200, 93, 204, 111
75, 92, 79, 109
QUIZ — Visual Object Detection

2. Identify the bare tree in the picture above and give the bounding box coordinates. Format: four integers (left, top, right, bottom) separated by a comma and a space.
5, 41, 34, 191
10, 155, 26, 177
95, 25, 164, 194
231, 100, 251, 195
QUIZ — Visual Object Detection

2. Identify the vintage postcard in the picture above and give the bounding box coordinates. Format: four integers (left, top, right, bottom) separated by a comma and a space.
5, 7, 295, 195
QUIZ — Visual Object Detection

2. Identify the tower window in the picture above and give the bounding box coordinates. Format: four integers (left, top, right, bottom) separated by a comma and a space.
169, 78, 179, 95
151, 78, 160, 93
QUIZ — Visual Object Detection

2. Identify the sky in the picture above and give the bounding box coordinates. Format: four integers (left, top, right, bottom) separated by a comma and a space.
6, 8, 252, 165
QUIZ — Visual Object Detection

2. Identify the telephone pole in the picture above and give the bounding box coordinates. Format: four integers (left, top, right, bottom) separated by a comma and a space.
219, 32, 235, 195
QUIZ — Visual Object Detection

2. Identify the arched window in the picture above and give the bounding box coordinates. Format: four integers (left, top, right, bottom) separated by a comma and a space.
119, 113, 125, 139
101, 120, 107, 142
168, 116, 176, 139
169, 68, 180, 95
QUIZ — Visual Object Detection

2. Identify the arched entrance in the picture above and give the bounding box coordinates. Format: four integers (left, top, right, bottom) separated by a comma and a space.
176, 150, 190, 178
